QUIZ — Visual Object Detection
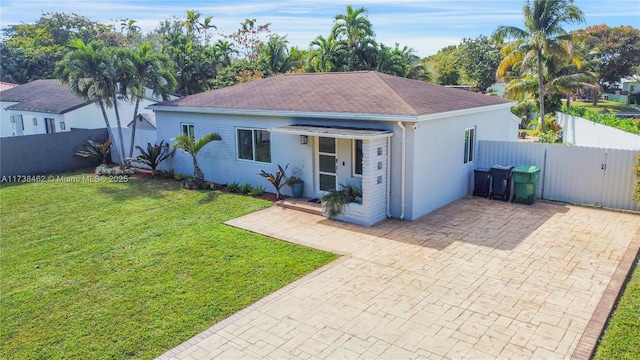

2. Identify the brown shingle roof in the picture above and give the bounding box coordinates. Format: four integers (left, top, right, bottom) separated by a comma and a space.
0, 79, 90, 114
0, 82, 18, 92
153, 71, 512, 117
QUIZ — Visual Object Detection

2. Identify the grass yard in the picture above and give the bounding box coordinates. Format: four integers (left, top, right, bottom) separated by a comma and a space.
568, 100, 640, 114
594, 258, 640, 360
0, 172, 337, 359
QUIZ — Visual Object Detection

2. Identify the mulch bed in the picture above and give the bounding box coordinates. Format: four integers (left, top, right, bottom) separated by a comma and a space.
100, 166, 282, 203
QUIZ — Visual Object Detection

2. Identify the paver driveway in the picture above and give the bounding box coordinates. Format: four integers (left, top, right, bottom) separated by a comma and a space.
159, 197, 639, 359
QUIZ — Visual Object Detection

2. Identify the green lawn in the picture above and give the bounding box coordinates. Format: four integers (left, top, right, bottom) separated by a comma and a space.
594, 259, 640, 360
0, 172, 337, 359
568, 100, 640, 114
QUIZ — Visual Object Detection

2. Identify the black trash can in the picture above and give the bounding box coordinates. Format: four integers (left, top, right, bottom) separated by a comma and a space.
489, 165, 513, 201
473, 168, 491, 198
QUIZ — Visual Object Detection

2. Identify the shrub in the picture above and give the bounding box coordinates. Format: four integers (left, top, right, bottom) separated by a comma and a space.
96, 164, 135, 176
249, 185, 265, 196
240, 183, 253, 194
226, 182, 241, 193
129, 141, 175, 175
561, 105, 639, 134
76, 139, 111, 164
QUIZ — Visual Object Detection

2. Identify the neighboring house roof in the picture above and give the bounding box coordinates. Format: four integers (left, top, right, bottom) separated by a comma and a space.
0, 79, 91, 114
0, 82, 18, 92
127, 113, 156, 129
151, 71, 514, 120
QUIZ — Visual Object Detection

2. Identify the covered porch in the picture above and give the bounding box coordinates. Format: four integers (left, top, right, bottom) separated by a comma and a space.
270, 125, 393, 226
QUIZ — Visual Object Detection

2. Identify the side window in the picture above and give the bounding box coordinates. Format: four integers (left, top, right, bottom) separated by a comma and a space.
236, 128, 271, 163
181, 123, 195, 139
464, 127, 475, 164
353, 139, 363, 176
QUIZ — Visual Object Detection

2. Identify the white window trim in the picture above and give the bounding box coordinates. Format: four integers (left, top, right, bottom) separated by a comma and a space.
181, 122, 195, 139
235, 127, 271, 163
464, 126, 476, 164
352, 139, 363, 178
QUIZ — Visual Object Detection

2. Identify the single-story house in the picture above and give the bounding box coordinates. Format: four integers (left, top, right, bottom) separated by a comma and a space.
0, 79, 157, 139
150, 71, 518, 225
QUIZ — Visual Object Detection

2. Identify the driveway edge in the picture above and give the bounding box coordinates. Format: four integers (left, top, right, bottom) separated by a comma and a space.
571, 227, 640, 360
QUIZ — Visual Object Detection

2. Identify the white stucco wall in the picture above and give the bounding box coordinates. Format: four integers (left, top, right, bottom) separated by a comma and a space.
154, 105, 516, 222
402, 106, 517, 220
0, 98, 156, 138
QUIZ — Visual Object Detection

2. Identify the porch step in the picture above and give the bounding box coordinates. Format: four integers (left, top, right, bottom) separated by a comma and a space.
276, 197, 323, 216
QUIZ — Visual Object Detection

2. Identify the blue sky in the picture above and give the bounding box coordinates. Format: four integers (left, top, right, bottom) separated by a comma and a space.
0, 0, 638, 56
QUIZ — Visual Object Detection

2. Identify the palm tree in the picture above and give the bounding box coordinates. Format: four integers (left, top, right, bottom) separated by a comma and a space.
56, 39, 125, 163
493, 0, 584, 132
261, 34, 292, 74
172, 133, 221, 188
332, 5, 375, 71
119, 44, 177, 160
214, 40, 238, 68
308, 34, 341, 72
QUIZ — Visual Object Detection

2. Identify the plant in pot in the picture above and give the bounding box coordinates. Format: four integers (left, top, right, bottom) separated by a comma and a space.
285, 163, 304, 198
321, 183, 362, 218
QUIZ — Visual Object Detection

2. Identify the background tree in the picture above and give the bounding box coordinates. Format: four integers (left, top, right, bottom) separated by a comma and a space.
493, 0, 585, 132
172, 133, 222, 188
425, 45, 461, 85
2, 12, 122, 81
457, 36, 502, 92
332, 5, 376, 71
226, 19, 271, 61
572, 25, 640, 91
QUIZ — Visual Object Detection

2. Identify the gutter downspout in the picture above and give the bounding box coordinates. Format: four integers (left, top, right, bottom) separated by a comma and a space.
397, 121, 407, 220
386, 135, 392, 218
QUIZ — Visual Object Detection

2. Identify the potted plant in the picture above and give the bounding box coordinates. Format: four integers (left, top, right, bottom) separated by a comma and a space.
321, 183, 362, 218
285, 163, 304, 198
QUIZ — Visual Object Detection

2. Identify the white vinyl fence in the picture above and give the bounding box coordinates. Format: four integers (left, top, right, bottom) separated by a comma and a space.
478, 141, 640, 212
109, 127, 158, 167
557, 112, 640, 150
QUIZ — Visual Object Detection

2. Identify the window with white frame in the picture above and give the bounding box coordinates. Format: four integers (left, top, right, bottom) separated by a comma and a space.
353, 139, 363, 176
237, 128, 271, 163
464, 127, 475, 164
181, 123, 195, 139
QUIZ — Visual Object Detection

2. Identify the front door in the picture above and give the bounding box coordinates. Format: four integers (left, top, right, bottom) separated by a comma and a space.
317, 136, 337, 192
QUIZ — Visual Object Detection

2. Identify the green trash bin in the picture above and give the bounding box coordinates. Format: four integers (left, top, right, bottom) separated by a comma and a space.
511, 165, 540, 205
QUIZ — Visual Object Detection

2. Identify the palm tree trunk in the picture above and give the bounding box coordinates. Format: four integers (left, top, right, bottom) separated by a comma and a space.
537, 48, 546, 133
192, 155, 205, 187
128, 98, 141, 159
98, 99, 117, 161
112, 98, 128, 168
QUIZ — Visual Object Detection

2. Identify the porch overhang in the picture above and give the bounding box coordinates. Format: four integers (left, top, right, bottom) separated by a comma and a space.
270, 125, 393, 140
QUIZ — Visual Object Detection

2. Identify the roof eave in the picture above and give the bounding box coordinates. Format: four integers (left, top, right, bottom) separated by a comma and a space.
415, 102, 518, 122
147, 105, 419, 122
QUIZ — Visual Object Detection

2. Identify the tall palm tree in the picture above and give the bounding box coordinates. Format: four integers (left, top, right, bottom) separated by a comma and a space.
172, 133, 221, 188
56, 39, 126, 163
119, 43, 177, 160
493, 0, 584, 132
332, 5, 375, 71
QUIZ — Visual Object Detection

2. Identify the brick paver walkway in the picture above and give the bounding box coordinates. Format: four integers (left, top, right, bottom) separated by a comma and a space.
158, 197, 639, 359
